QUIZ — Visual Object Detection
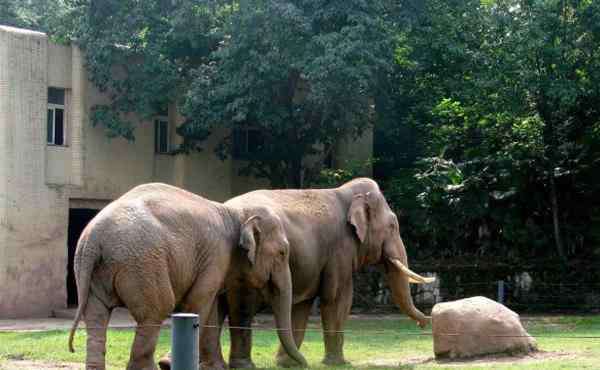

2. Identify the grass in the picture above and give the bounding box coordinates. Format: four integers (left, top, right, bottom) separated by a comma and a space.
0, 315, 599, 369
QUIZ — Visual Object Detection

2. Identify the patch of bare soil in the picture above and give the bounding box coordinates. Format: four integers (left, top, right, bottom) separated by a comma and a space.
363, 351, 576, 367
0, 360, 84, 370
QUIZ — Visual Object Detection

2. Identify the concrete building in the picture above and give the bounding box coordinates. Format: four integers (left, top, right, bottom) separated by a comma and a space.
0, 25, 372, 318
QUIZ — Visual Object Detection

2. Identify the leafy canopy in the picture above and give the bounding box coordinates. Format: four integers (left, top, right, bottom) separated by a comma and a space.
181, 0, 394, 187
48, 0, 395, 188
382, 0, 600, 264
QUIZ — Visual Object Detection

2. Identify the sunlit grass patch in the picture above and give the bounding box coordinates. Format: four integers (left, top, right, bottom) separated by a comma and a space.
1, 315, 599, 369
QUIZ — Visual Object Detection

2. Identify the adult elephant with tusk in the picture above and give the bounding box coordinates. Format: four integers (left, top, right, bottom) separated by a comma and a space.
67, 183, 306, 370
165, 177, 433, 369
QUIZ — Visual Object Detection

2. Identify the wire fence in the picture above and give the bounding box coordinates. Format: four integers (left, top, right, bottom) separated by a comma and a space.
3, 322, 599, 340
3, 266, 600, 368
2, 292, 599, 369
350, 265, 600, 315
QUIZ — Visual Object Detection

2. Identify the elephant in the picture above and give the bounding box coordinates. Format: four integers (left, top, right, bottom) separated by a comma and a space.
159, 177, 435, 369
67, 183, 307, 370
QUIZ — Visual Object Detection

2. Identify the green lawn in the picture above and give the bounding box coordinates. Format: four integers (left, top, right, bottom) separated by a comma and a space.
1, 316, 599, 369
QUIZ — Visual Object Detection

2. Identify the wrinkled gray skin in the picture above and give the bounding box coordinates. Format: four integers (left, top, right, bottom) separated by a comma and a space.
160, 178, 433, 369
68, 183, 306, 370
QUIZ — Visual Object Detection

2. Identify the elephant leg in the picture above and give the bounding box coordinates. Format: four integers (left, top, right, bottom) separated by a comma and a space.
117, 268, 175, 370
127, 320, 163, 370
199, 298, 227, 369
275, 298, 315, 368
228, 287, 260, 369
84, 294, 112, 370
157, 305, 222, 370
320, 280, 353, 366
179, 277, 222, 370
157, 274, 222, 370
159, 297, 227, 370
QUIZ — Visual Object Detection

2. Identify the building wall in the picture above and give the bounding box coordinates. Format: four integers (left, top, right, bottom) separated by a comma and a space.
0, 26, 69, 318
335, 128, 374, 176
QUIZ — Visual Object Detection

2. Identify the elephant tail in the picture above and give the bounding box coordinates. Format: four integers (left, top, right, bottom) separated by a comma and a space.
68, 228, 101, 353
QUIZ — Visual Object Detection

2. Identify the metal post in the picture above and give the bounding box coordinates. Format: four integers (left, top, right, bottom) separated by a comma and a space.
497, 280, 505, 305
171, 313, 199, 370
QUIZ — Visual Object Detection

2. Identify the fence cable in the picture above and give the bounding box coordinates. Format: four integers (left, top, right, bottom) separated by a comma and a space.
2, 323, 600, 340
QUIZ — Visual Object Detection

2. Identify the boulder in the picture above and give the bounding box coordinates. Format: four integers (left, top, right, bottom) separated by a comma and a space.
432, 296, 537, 359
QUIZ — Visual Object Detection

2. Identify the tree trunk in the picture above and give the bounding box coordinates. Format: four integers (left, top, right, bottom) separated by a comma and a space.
537, 96, 568, 265
550, 174, 567, 264
286, 156, 303, 189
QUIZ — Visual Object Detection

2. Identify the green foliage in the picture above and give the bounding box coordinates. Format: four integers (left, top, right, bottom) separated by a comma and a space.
0, 0, 22, 28
34, 0, 397, 188
51, 0, 228, 141
5, 0, 600, 267
181, 1, 395, 187
315, 158, 377, 188
0, 0, 69, 33
382, 0, 600, 265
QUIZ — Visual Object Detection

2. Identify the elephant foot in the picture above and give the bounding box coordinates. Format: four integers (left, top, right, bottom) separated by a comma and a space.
157, 356, 172, 370
127, 362, 158, 370
158, 357, 224, 370
201, 361, 227, 370
276, 354, 303, 368
322, 355, 349, 366
229, 357, 255, 369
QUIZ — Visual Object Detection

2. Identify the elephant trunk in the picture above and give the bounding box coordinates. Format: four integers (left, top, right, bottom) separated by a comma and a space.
384, 237, 432, 328
271, 265, 308, 367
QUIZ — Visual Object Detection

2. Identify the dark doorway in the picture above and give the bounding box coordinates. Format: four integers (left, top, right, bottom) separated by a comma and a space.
67, 208, 99, 307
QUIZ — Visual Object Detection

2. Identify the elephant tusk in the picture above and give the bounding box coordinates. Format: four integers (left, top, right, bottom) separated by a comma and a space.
389, 258, 436, 284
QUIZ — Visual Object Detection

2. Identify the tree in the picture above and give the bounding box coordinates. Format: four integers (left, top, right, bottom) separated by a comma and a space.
181, 1, 395, 187
51, 1, 395, 188
383, 0, 600, 265
53, 0, 227, 140
0, 0, 22, 27
0, 0, 66, 31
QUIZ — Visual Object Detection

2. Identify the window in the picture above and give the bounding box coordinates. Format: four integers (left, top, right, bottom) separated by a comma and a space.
47, 88, 66, 146
154, 118, 170, 154
233, 127, 265, 160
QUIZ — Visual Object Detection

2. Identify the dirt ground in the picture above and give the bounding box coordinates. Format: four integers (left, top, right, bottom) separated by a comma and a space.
362, 350, 577, 367
0, 308, 140, 332
0, 359, 83, 370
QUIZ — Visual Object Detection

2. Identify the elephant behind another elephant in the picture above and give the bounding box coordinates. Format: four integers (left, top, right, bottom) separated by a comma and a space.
206, 177, 434, 368
67, 183, 306, 370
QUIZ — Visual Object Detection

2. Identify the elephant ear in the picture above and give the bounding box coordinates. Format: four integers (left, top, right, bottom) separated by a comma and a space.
348, 192, 380, 244
240, 215, 262, 265
348, 194, 369, 243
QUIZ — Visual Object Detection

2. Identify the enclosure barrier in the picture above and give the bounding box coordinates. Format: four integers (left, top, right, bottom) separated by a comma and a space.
2, 313, 600, 369
171, 313, 199, 370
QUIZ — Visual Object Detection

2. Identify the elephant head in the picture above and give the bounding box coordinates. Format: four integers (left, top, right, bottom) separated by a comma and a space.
348, 189, 434, 328
236, 209, 307, 367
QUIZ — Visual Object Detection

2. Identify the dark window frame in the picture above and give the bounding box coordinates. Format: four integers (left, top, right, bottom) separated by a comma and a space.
154, 118, 170, 154
232, 127, 265, 160
47, 88, 66, 147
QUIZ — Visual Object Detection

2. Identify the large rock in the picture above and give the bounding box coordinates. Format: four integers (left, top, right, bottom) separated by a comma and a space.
432, 296, 537, 359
